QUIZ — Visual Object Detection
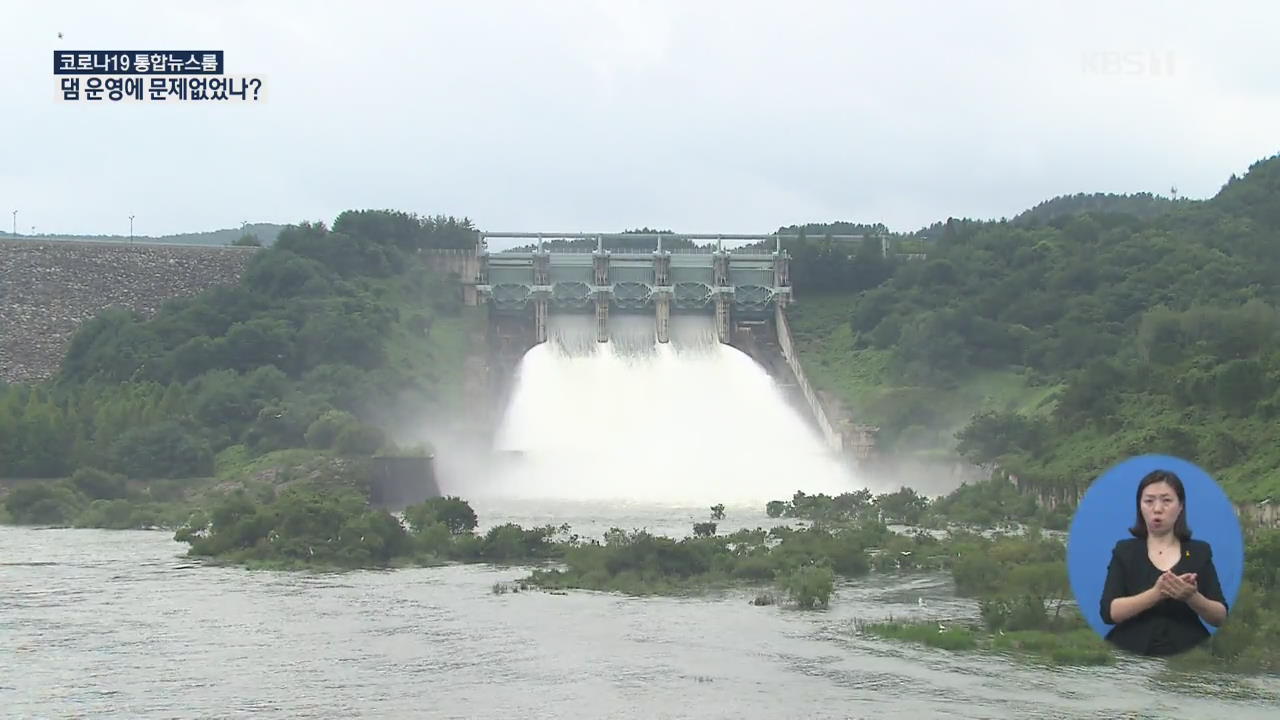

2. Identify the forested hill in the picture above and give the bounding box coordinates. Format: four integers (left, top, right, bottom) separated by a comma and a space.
0, 211, 483, 481
786, 153, 1280, 503
1010, 192, 1186, 226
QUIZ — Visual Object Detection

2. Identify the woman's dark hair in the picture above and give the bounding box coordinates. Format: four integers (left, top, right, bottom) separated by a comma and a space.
1129, 469, 1192, 541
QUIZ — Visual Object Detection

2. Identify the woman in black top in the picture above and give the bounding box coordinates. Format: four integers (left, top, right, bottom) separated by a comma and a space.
1100, 469, 1229, 656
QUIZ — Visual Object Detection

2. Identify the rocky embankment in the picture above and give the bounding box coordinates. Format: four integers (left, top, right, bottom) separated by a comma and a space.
0, 240, 254, 383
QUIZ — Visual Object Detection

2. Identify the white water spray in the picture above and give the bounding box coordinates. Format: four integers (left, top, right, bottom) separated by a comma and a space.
473, 315, 863, 507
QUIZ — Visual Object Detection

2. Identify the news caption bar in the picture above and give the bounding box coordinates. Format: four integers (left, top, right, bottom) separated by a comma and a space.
54, 51, 264, 102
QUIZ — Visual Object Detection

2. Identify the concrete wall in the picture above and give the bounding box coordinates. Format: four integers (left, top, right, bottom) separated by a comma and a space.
774, 304, 843, 452
1237, 501, 1280, 528
369, 456, 442, 510
419, 248, 482, 305
0, 240, 255, 383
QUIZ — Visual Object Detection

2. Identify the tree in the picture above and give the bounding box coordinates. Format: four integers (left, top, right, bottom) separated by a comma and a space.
894, 311, 968, 385
404, 496, 477, 535
70, 467, 128, 500
1215, 359, 1265, 416
334, 422, 385, 455
304, 409, 358, 449
782, 565, 834, 609
109, 421, 214, 478
874, 487, 929, 525
955, 411, 1048, 465
4, 482, 85, 525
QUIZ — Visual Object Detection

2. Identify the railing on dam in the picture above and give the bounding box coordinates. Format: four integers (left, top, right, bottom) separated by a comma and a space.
470, 232, 797, 344
491, 247, 776, 258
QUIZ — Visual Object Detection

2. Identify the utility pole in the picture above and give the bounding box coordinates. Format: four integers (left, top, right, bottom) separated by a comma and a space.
129, 214, 135, 243
11, 210, 16, 238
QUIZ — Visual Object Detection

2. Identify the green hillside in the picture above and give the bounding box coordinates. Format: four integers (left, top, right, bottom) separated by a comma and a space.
0, 211, 483, 494
1011, 192, 1189, 226
787, 153, 1280, 503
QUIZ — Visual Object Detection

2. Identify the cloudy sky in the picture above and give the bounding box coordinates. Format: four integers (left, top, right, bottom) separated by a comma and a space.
2, 0, 1278, 239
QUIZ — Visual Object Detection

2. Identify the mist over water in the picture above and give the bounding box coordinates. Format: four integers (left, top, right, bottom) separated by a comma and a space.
474, 315, 862, 507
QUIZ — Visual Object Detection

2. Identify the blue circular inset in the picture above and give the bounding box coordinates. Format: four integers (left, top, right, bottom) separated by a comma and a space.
1067, 454, 1244, 641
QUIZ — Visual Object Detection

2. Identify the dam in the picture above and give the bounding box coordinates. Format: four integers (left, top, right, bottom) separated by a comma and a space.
430, 232, 880, 505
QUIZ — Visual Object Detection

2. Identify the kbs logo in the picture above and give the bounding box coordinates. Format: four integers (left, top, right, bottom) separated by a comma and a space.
1081, 50, 1176, 77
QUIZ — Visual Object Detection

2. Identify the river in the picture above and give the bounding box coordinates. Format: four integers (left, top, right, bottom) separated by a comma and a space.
3, 501, 1277, 719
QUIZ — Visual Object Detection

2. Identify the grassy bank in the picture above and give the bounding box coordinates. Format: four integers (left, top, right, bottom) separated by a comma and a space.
786, 294, 1060, 457
861, 619, 1115, 666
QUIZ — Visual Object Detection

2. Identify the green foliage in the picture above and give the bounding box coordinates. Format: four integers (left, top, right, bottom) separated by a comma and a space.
403, 496, 478, 535
178, 483, 410, 567
951, 532, 1064, 599
3, 481, 86, 525
955, 411, 1049, 465
927, 479, 1025, 526
788, 156, 1280, 502
70, 467, 128, 500
304, 410, 358, 449
109, 421, 214, 478
0, 385, 75, 477
526, 519, 880, 599
1011, 191, 1183, 225
471, 523, 560, 562
781, 565, 835, 609
1, 209, 480, 487
873, 487, 929, 525
692, 521, 717, 537
333, 422, 385, 456
331, 210, 478, 251
864, 533, 1115, 667
865, 622, 979, 652
74, 498, 191, 530
770, 488, 933, 528
1180, 527, 1280, 673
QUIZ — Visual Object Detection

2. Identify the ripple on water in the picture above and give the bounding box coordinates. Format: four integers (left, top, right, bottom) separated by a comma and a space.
2, 522, 1279, 720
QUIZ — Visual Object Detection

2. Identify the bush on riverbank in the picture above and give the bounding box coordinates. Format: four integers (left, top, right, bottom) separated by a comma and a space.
1166, 527, 1280, 674
1, 467, 199, 529
765, 478, 1071, 533
864, 620, 1114, 665
523, 522, 880, 607
173, 489, 563, 569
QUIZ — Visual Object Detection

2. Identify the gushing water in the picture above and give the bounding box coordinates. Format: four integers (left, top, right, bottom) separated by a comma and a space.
476, 315, 862, 507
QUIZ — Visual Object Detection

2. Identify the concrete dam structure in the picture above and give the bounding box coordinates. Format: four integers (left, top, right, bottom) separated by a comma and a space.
0, 239, 256, 383
430, 233, 879, 504
475, 232, 792, 346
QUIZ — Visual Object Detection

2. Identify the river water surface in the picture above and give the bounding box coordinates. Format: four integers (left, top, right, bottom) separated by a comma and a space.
3, 502, 1278, 720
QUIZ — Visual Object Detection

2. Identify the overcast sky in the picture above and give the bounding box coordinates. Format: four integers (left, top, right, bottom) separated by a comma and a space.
2, 0, 1278, 240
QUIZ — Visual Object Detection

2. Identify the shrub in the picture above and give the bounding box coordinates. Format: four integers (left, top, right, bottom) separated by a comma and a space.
782, 565, 834, 609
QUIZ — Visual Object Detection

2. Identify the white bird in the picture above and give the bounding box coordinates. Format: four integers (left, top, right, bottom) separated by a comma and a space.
917, 597, 925, 607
